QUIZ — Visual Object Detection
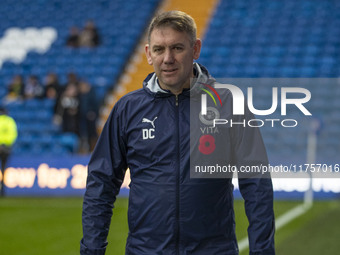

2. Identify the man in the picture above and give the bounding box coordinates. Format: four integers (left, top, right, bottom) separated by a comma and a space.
0, 106, 18, 197
81, 11, 275, 255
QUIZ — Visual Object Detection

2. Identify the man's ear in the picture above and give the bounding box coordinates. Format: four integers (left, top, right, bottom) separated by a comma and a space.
193, 39, 202, 60
145, 44, 153, 65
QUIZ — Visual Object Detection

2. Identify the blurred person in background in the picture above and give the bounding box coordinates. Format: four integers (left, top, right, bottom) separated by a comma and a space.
6, 75, 24, 102
53, 72, 79, 117
54, 82, 80, 135
78, 81, 98, 154
44, 72, 61, 100
79, 20, 100, 47
0, 106, 17, 197
66, 26, 80, 48
24, 75, 44, 99
65, 72, 79, 87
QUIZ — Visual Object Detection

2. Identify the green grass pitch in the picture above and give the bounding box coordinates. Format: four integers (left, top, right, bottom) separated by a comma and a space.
0, 197, 339, 255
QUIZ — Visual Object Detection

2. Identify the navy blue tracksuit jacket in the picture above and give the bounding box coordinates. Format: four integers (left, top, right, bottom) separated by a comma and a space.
81, 63, 275, 255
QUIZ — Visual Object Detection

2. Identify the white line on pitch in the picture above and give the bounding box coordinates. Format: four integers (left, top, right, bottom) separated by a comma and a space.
238, 201, 312, 253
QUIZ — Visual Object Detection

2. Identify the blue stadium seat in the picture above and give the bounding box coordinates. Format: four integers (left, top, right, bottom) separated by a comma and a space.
58, 133, 79, 153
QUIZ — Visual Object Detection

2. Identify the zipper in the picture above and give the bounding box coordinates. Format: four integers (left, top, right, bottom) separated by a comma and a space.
175, 94, 180, 255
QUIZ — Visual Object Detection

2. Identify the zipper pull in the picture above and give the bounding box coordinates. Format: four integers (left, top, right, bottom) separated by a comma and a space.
176, 95, 179, 106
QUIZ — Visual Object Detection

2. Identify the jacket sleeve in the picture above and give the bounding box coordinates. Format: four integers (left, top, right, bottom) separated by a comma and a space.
231, 107, 275, 255
80, 105, 127, 255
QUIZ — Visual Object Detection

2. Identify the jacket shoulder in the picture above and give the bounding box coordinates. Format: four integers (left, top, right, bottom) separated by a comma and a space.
109, 88, 152, 118
114, 88, 146, 106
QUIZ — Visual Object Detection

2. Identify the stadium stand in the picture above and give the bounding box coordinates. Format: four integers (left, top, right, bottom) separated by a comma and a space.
0, 0, 161, 155
199, 0, 340, 161
0, 0, 339, 162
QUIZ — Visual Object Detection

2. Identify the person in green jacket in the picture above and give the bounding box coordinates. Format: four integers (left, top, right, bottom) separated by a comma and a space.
0, 106, 17, 196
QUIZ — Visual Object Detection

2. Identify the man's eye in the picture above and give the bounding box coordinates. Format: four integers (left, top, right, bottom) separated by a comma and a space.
174, 47, 183, 51
154, 48, 163, 53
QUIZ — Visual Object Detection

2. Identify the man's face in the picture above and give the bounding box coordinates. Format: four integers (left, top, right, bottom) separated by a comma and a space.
145, 26, 201, 94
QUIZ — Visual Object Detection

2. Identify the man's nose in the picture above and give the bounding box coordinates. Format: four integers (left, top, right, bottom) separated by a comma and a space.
163, 49, 175, 64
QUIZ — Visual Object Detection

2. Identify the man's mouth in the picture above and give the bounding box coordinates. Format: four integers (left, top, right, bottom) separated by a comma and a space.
163, 68, 178, 74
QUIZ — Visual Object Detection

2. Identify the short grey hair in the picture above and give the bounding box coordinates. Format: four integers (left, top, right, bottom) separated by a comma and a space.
147, 10, 197, 46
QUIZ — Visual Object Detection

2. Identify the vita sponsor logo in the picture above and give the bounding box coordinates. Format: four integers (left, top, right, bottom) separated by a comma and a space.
198, 83, 222, 155
142, 117, 158, 140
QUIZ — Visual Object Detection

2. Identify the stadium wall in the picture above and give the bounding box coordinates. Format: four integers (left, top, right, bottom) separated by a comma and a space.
1, 156, 339, 199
